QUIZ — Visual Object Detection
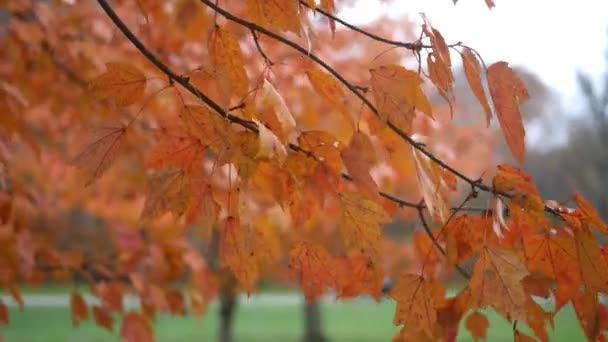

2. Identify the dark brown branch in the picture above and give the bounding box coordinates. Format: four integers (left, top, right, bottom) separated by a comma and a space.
299, 1, 462, 51
250, 29, 273, 66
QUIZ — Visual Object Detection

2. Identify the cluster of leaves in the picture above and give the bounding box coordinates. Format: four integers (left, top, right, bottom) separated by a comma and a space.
1, 0, 607, 341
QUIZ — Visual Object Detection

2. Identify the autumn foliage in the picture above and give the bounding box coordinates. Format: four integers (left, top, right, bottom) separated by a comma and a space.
1, 0, 607, 341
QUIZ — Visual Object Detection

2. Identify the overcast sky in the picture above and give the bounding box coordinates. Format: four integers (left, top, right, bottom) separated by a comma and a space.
341, 0, 608, 112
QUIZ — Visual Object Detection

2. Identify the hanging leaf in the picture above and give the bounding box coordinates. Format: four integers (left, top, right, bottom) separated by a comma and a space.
465, 311, 489, 341
574, 192, 608, 234
93, 306, 114, 332
89, 62, 147, 106
146, 125, 205, 176
120, 312, 154, 342
574, 225, 608, 294
260, 79, 297, 138
461, 48, 492, 125
247, 0, 301, 34
179, 105, 233, 154
297, 130, 343, 175
141, 168, 191, 220
306, 69, 351, 122
254, 119, 287, 165
70, 292, 89, 327
0, 300, 8, 324
289, 241, 335, 303
341, 132, 379, 199
389, 274, 442, 337
338, 191, 391, 260
427, 52, 454, 116
72, 125, 127, 186
210, 25, 249, 101
219, 216, 259, 292
469, 247, 529, 321
334, 255, 384, 300
487, 61, 529, 162
370, 65, 432, 133
412, 147, 449, 223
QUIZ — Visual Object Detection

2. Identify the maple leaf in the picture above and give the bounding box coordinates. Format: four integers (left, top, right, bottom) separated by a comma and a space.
574, 192, 608, 234
141, 168, 191, 220
469, 247, 529, 321
209, 25, 249, 102
297, 130, 343, 175
0, 300, 8, 325
487, 61, 529, 162
389, 274, 443, 337
412, 147, 450, 223
185, 177, 219, 228
461, 47, 492, 125
444, 215, 490, 264
89, 62, 147, 106
179, 105, 232, 154
247, 0, 301, 34
70, 292, 89, 327
427, 52, 454, 116
465, 311, 489, 341
254, 119, 288, 165
338, 191, 391, 260
219, 216, 259, 292
514, 330, 536, 342
289, 241, 335, 303
334, 255, 384, 300
370, 65, 432, 133
121, 312, 154, 342
493, 164, 538, 195
259, 79, 297, 139
72, 125, 127, 186
306, 69, 351, 122
574, 225, 608, 294
93, 306, 114, 332
572, 290, 604, 341
146, 124, 205, 176
341, 132, 379, 199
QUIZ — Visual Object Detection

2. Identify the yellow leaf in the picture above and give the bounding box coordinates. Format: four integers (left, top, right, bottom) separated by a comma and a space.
370, 65, 432, 133
487, 61, 528, 162
306, 69, 352, 124
341, 132, 379, 199
338, 191, 391, 260
462, 48, 492, 125
210, 26, 249, 101
254, 119, 287, 165
389, 274, 439, 337
469, 247, 529, 321
289, 241, 335, 303
89, 62, 146, 106
427, 52, 454, 116
412, 147, 449, 223
247, 0, 301, 34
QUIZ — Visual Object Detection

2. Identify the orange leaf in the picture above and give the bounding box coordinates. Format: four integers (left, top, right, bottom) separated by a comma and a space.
93, 306, 114, 332
297, 130, 343, 175
341, 132, 379, 199
412, 148, 449, 223
469, 247, 529, 321
334, 255, 384, 300
487, 61, 529, 162
72, 125, 127, 186
370, 65, 432, 133
146, 125, 205, 176
219, 216, 259, 292
94, 282, 124, 313
0, 300, 8, 325
461, 48, 492, 125
306, 69, 351, 123
574, 225, 608, 294
247, 0, 301, 34
209, 26, 249, 101
574, 192, 608, 234
465, 311, 489, 341
89, 62, 146, 106
185, 178, 219, 228
70, 292, 89, 327
165, 288, 186, 316
427, 52, 454, 116
389, 274, 440, 337
179, 105, 232, 154
120, 312, 154, 342
338, 191, 391, 260
289, 241, 335, 303
260, 79, 296, 139
444, 215, 489, 264
141, 168, 190, 220
526, 300, 553, 342
514, 330, 536, 342
573, 290, 602, 341
8, 284, 23, 311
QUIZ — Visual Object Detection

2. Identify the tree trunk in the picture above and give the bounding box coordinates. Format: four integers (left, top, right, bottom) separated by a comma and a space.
218, 291, 237, 342
302, 301, 327, 342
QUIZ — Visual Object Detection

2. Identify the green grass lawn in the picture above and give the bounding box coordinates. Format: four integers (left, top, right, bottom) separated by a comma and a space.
0, 298, 585, 342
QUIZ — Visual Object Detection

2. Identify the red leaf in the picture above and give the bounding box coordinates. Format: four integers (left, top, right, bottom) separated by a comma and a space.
120, 312, 154, 342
